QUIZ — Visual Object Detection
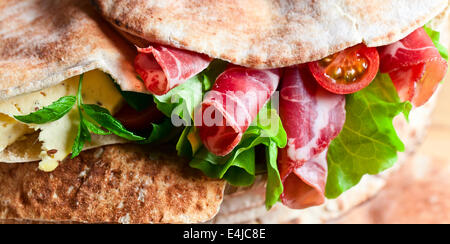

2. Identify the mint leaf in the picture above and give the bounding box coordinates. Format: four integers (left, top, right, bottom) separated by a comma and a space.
71, 74, 91, 158
325, 74, 412, 199
76, 74, 84, 107
14, 96, 76, 124
83, 119, 111, 135
71, 112, 91, 159
82, 104, 145, 141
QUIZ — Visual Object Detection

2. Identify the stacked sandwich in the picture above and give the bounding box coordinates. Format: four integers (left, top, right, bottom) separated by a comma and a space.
0, 0, 448, 223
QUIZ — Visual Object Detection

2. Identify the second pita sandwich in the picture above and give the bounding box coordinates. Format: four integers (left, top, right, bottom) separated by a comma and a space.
91, 0, 449, 211
0, 0, 449, 223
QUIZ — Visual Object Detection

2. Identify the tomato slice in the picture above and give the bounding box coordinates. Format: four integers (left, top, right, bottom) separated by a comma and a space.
308, 44, 380, 94
114, 102, 165, 131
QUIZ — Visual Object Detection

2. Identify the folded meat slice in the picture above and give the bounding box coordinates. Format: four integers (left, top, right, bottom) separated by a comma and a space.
279, 148, 328, 208
196, 67, 280, 156
278, 66, 345, 209
378, 28, 448, 106
134, 45, 212, 95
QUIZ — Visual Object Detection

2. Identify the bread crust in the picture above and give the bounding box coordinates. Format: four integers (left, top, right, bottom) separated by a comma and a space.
0, 144, 225, 224
92, 0, 447, 69
0, 0, 147, 101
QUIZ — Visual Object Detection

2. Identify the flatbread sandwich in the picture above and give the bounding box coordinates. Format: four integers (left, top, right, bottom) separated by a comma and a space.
0, 0, 448, 223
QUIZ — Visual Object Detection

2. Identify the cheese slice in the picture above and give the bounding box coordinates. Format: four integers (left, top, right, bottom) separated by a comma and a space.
187, 127, 202, 155
0, 113, 34, 152
0, 70, 124, 171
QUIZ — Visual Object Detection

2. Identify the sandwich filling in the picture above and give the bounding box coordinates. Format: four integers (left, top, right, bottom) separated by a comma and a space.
5, 25, 448, 210
0, 70, 124, 171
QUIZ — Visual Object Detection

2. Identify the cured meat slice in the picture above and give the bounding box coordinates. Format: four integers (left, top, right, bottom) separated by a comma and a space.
134, 45, 212, 95
378, 28, 448, 106
279, 148, 328, 209
196, 67, 280, 156
278, 66, 345, 209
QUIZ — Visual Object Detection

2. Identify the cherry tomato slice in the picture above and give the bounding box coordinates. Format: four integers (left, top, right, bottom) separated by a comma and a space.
114, 102, 165, 131
308, 44, 380, 94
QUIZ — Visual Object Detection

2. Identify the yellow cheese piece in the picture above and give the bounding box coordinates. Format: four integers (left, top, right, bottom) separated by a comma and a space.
0, 113, 33, 152
0, 70, 124, 171
187, 127, 202, 155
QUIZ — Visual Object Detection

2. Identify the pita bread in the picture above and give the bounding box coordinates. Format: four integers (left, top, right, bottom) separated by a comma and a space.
0, 144, 225, 224
331, 155, 450, 224
0, 0, 148, 163
0, 0, 447, 224
0, 132, 126, 163
92, 0, 448, 69
0, 0, 147, 102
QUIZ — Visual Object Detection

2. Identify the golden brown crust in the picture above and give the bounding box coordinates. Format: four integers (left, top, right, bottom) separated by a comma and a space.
92, 0, 447, 69
0, 144, 225, 224
0, 131, 127, 163
0, 0, 147, 101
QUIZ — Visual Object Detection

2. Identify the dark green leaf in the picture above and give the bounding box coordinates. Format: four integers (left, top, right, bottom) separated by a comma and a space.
176, 126, 195, 157
139, 118, 177, 144
71, 113, 91, 159
77, 74, 84, 106
83, 119, 111, 135
14, 96, 76, 124
82, 104, 145, 141
114, 82, 154, 111
190, 146, 256, 186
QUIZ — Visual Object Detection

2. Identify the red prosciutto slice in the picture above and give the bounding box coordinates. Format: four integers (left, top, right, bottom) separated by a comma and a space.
134, 45, 212, 95
278, 66, 345, 209
196, 67, 280, 156
278, 148, 328, 208
378, 28, 448, 106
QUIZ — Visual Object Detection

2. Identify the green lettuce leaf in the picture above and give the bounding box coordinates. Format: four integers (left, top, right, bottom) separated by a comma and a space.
153, 60, 228, 124
325, 74, 412, 199
265, 140, 283, 209
189, 104, 286, 208
152, 60, 228, 156
176, 126, 196, 157
424, 25, 449, 61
